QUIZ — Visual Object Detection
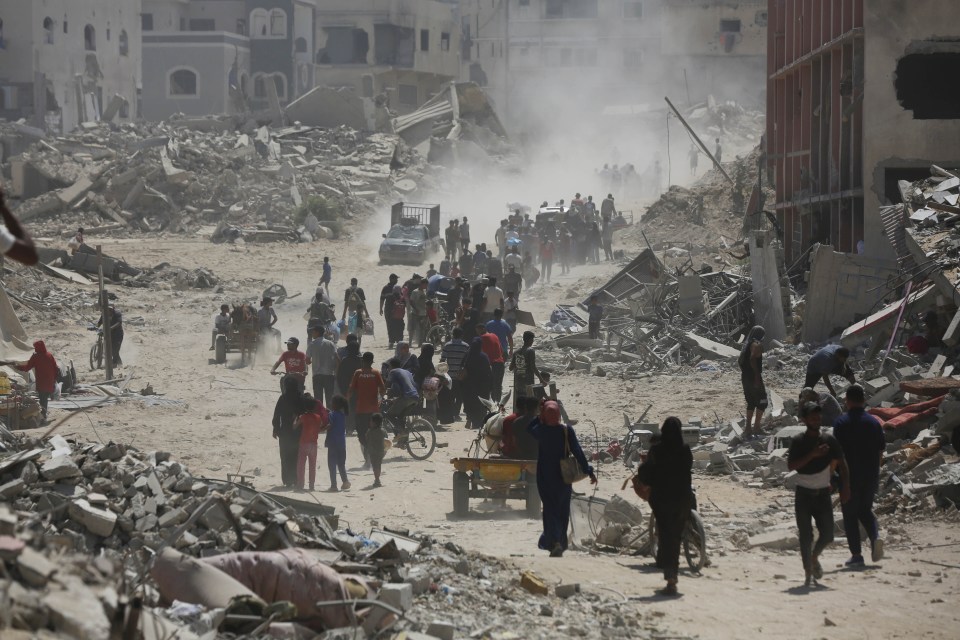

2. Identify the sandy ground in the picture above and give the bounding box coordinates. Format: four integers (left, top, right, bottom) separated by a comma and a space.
19, 222, 960, 639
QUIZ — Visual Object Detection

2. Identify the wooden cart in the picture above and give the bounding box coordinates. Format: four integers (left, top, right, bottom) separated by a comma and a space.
450, 457, 540, 517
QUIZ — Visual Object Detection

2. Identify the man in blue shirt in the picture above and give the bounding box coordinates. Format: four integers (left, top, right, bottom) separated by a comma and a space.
320, 256, 332, 294
485, 308, 514, 359
832, 384, 886, 566
804, 344, 855, 396
384, 357, 420, 427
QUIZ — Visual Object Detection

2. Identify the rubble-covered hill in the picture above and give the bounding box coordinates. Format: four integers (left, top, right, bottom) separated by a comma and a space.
3, 117, 427, 239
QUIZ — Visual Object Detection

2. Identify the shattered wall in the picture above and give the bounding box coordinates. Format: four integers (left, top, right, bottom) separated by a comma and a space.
801, 242, 900, 344
749, 230, 788, 344
862, 0, 960, 263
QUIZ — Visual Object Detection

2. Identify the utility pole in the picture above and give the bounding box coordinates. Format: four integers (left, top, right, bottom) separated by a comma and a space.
664, 96, 732, 184
96, 246, 114, 381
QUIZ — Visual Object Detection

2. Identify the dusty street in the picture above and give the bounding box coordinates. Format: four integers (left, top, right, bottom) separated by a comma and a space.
22, 217, 960, 640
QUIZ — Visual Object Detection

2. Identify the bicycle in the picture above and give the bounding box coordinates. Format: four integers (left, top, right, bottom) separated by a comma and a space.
380, 397, 437, 460
88, 326, 104, 371
616, 491, 708, 572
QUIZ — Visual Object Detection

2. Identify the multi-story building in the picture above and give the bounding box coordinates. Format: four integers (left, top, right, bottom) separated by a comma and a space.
141, 0, 316, 121
0, 0, 142, 133
311, 0, 460, 114
766, 0, 960, 269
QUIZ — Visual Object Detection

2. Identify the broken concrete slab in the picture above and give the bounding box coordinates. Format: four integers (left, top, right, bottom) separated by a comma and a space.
40, 455, 81, 481
57, 176, 94, 206
68, 499, 118, 537
747, 529, 799, 551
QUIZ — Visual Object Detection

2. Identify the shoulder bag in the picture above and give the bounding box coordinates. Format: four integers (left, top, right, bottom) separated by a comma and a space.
559, 426, 589, 484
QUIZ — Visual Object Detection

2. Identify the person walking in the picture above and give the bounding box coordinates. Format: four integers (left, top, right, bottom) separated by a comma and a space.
601, 216, 614, 261
325, 395, 351, 492
460, 216, 471, 253
306, 325, 338, 407
688, 144, 699, 176
379, 273, 400, 343
540, 238, 555, 283
636, 417, 693, 595
529, 400, 596, 557
440, 327, 470, 422
445, 220, 460, 263
588, 222, 601, 264
739, 325, 767, 439
320, 256, 332, 295
477, 324, 505, 402
366, 414, 388, 487
510, 331, 544, 412
586, 295, 603, 340
348, 352, 386, 467
788, 402, 851, 586
97, 305, 125, 366
833, 384, 886, 567
462, 337, 493, 429
9, 340, 58, 422
257, 298, 281, 353
272, 376, 304, 488
294, 395, 328, 491
409, 279, 429, 346
335, 341, 362, 434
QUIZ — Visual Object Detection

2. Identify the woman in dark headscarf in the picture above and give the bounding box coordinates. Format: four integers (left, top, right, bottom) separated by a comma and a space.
416, 343, 439, 425
529, 400, 596, 557
462, 337, 492, 429
638, 416, 693, 595
415, 343, 436, 388
738, 325, 766, 439
336, 342, 362, 433
272, 376, 305, 487
387, 285, 405, 348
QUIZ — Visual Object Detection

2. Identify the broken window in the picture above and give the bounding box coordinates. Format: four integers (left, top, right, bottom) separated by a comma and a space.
43, 17, 54, 44
320, 27, 369, 64
398, 83, 418, 106
119, 30, 128, 56
375, 25, 414, 67
295, 37, 307, 53
189, 19, 215, 31
250, 9, 268, 37
169, 69, 198, 96
141, 14, 153, 32
420, 29, 429, 51
720, 19, 741, 33
84, 24, 96, 51
895, 52, 960, 120
623, 2, 643, 19
441, 32, 450, 51
269, 10, 286, 37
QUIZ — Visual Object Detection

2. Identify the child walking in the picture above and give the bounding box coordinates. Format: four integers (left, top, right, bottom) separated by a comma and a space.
295, 396, 328, 491
327, 395, 351, 491
366, 413, 388, 487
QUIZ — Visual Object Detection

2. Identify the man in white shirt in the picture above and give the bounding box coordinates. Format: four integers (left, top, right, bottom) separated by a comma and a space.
306, 325, 339, 406
482, 277, 504, 319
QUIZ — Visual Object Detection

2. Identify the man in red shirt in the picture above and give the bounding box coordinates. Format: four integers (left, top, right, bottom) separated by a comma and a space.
476, 324, 505, 402
348, 351, 386, 467
271, 337, 308, 391
13, 340, 58, 421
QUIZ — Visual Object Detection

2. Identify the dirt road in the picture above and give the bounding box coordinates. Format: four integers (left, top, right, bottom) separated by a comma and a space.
27, 223, 960, 639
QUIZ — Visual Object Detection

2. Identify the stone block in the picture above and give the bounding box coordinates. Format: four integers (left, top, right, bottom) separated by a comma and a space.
68, 499, 117, 537
158, 507, 188, 529
0, 479, 26, 499
379, 583, 413, 611
748, 529, 799, 551
17, 546, 56, 587
555, 583, 581, 598
520, 570, 549, 596
41, 456, 81, 481
426, 620, 455, 640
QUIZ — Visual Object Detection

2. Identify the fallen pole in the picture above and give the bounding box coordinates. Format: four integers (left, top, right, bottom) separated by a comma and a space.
664, 96, 733, 184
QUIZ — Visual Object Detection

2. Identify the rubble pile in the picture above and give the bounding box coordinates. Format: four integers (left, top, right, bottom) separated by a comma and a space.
4, 118, 426, 241
0, 432, 666, 639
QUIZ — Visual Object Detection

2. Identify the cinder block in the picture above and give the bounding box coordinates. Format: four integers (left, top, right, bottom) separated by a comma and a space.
68, 499, 117, 537
555, 583, 581, 598
426, 620, 455, 640
379, 583, 413, 611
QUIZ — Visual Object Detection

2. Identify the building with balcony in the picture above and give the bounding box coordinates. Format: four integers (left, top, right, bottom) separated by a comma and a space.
141, 0, 315, 120
0, 0, 142, 133
312, 0, 460, 114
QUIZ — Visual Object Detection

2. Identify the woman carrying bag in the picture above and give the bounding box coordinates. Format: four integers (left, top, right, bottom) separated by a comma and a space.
636, 417, 693, 596
528, 400, 596, 557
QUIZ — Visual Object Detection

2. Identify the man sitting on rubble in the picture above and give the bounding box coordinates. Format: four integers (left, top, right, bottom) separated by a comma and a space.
804, 345, 856, 397
210, 304, 232, 350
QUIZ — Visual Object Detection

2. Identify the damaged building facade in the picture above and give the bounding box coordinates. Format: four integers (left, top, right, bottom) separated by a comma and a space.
141, 0, 318, 120
766, 0, 960, 342
0, 0, 142, 133
312, 0, 460, 115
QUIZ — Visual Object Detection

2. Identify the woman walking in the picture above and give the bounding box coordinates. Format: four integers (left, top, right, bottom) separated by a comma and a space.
738, 325, 766, 439
272, 376, 305, 487
529, 400, 596, 557
462, 337, 492, 429
637, 417, 693, 595
387, 285, 406, 348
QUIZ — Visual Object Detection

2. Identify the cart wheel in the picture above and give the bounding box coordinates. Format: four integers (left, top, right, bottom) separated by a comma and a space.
525, 476, 541, 518
683, 510, 707, 572
453, 471, 470, 517
215, 335, 227, 364
406, 417, 436, 460
425, 324, 450, 347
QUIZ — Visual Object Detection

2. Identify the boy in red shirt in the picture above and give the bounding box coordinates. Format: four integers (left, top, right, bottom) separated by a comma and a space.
295, 395, 328, 491
271, 337, 308, 391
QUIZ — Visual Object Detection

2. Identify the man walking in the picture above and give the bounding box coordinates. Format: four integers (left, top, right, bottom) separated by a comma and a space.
601, 216, 614, 261
348, 352, 386, 467
832, 385, 886, 567
509, 331, 544, 412
258, 297, 281, 352
477, 323, 506, 401
441, 327, 470, 419
787, 402, 850, 586
460, 216, 471, 253
342, 278, 366, 324
587, 295, 603, 340
320, 256, 332, 295
445, 220, 460, 262
408, 279, 429, 346
306, 325, 338, 407
8, 341, 58, 422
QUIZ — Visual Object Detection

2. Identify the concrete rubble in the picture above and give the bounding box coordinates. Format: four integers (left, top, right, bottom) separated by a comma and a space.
0, 430, 655, 639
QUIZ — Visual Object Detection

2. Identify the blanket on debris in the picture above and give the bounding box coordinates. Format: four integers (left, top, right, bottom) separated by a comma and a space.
868, 395, 945, 430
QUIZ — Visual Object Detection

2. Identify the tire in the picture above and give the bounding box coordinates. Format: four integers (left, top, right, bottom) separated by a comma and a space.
405, 417, 436, 460
89, 340, 103, 371
525, 474, 541, 518
683, 510, 707, 572
453, 471, 470, 517
215, 335, 227, 364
